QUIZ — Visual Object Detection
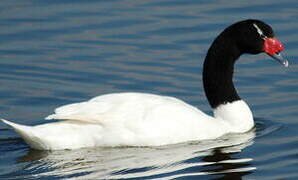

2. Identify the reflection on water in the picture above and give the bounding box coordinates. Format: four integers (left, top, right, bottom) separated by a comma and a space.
18, 129, 255, 179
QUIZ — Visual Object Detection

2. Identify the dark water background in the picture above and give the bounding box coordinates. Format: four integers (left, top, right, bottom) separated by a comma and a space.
0, 0, 298, 179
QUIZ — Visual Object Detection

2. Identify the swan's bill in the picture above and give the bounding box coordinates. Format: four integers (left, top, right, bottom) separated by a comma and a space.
268, 52, 289, 67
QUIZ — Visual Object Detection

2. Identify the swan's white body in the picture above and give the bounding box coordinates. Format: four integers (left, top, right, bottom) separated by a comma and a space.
2, 92, 254, 150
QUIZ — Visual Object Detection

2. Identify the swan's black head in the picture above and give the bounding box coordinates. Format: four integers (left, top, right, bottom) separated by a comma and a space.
226, 19, 288, 66
228, 19, 273, 54
203, 19, 288, 109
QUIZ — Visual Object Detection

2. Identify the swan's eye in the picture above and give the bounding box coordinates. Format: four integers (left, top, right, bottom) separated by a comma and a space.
253, 23, 267, 39
260, 34, 267, 39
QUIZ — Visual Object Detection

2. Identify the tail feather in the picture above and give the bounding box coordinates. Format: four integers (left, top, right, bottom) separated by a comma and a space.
1, 119, 45, 150
2, 119, 28, 130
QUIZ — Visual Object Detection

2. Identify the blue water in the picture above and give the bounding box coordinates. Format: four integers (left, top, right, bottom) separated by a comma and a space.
0, 0, 298, 179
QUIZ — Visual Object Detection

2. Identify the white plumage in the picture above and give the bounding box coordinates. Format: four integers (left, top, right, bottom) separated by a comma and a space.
1, 93, 253, 150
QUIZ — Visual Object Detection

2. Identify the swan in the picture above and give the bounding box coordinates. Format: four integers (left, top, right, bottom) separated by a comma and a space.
1, 19, 288, 150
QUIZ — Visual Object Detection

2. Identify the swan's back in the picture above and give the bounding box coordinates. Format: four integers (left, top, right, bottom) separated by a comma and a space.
46, 93, 209, 124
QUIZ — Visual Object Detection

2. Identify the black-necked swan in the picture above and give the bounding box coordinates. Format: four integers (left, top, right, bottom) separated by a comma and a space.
1, 19, 288, 150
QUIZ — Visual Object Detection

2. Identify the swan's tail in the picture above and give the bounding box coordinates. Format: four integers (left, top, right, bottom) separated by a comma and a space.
1, 119, 44, 150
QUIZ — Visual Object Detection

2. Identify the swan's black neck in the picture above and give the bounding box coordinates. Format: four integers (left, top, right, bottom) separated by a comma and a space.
203, 30, 243, 109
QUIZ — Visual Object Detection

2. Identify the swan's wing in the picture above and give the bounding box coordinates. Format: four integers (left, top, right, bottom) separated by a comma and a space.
44, 93, 210, 126
45, 101, 113, 123
45, 93, 152, 123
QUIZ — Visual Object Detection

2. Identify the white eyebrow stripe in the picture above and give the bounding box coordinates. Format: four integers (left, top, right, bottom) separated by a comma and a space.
253, 23, 266, 38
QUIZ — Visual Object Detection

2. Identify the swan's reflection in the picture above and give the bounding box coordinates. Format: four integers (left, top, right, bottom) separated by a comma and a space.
201, 149, 253, 180
19, 129, 256, 179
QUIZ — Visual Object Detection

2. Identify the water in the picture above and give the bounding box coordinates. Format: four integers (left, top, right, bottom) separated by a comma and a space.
0, 0, 297, 179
